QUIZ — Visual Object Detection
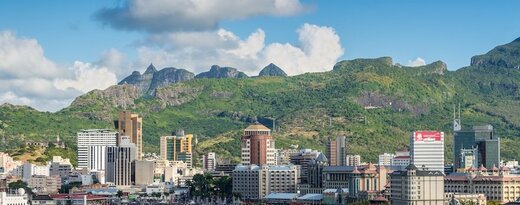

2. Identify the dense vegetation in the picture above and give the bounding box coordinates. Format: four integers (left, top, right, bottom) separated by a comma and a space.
2, 39, 520, 165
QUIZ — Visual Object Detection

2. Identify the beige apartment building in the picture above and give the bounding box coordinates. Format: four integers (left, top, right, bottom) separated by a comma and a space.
390, 164, 445, 205
28, 175, 61, 194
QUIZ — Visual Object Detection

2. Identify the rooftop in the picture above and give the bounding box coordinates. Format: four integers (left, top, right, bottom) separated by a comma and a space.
244, 122, 270, 131
264, 193, 298, 200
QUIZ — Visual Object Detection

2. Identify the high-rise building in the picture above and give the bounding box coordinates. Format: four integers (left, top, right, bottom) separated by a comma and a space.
289, 149, 321, 184
326, 136, 347, 166
346, 155, 361, 166
202, 152, 216, 171
410, 131, 444, 173
116, 111, 143, 160
240, 123, 276, 166
160, 132, 193, 168
390, 164, 445, 205
77, 129, 117, 170
232, 165, 299, 200
105, 136, 136, 186
454, 125, 500, 169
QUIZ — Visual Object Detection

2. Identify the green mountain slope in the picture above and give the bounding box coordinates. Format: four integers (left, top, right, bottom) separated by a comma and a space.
2, 39, 520, 165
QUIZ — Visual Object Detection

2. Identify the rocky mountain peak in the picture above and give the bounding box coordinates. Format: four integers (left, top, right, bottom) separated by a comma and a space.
144, 63, 157, 74
258, 63, 287, 77
118, 65, 194, 95
195, 65, 248, 79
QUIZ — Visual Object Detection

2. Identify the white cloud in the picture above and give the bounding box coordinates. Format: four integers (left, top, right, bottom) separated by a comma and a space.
95, 0, 306, 32
0, 31, 61, 79
135, 23, 344, 76
407, 57, 427, 67
97, 48, 129, 78
54, 61, 118, 93
0, 31, 119, 112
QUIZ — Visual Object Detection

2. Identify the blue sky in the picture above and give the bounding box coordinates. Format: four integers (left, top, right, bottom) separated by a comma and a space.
2, 1, 519, 69
1, 0, 520, 111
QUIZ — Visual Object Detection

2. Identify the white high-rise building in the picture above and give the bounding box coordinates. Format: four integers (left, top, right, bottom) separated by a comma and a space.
410, 131, 444, 173
202, 152, 216, 171
77, 129, 117, 170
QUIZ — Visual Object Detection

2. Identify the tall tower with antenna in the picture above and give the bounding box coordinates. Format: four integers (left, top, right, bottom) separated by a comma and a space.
453, 104, 461, 131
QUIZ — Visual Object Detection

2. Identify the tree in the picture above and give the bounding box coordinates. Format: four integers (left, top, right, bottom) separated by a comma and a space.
8, 180, 32, 194
213, 176, 232, 198
187, 173, 214, 199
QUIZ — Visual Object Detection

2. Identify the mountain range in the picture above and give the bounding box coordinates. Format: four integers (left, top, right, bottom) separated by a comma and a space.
2, 38, 520, 165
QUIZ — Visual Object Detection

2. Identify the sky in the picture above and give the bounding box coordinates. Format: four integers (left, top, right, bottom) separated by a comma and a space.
1, 0, 520, 112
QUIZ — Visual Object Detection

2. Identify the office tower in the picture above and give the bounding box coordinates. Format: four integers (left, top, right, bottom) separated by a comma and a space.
105, 136, 136, 186
390, 164, 445, 205
116, 111, 143, 160
76, 129, 117, 170
160, 131, 193, 168
410, 131, 444, 173
326, 136, 347, 166
202, 152, 216, 171
346, 155, 361, 166
232, 165, 299, 200
454, 125, 500, 169
240, 123, 276, 166
305, 153, 328, 192
289, 149, 321, 184
378, 153, 395, 166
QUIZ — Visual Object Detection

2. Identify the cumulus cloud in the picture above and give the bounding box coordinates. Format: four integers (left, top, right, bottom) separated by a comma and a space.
407, 57, 427, 67
54, 61, 118, 93
95, 0, 306, 32
135, 23, 344, 76
0, 31, 118, 111
0, 31, 61, 79
97, 48, 130, 78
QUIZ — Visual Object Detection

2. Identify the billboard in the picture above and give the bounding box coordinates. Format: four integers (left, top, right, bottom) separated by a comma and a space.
414, 131, 442, 141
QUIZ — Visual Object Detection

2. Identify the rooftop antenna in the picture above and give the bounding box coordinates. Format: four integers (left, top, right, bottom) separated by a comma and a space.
453, 104, 461, 131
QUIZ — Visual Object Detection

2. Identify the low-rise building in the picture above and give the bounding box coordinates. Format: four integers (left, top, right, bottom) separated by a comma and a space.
28, 175, 61, 194
232, 165, 299, 200
446, 193, 487, 205
135, 160, 155, 186
445, 165, 520, 203
0, 189, 29, 205
390, 164, 445, 205
49, 156, 73, 180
